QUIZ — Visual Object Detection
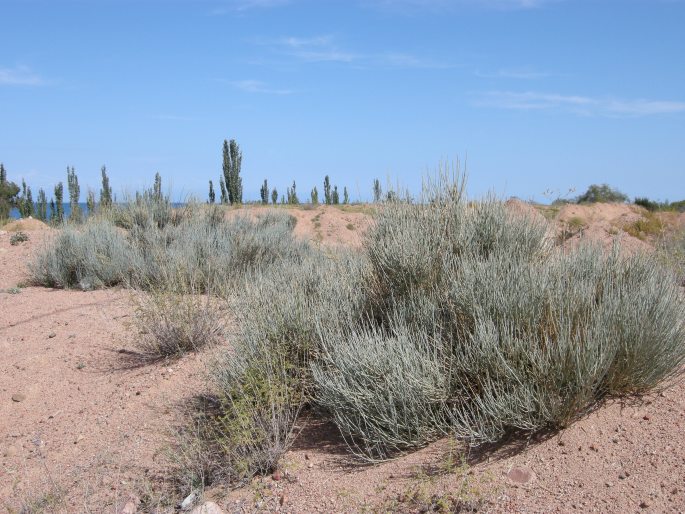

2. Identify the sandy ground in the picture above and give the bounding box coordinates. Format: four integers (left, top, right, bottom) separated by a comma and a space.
1, 203, 684, 513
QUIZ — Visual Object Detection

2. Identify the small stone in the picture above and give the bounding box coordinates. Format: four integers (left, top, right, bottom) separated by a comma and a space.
643, 414, 651, 421
11, 393, 26, 402
639, 500, 650, 509
190, 502, 225, 514
590, 444, 598, 452
304, 453, 310, 460
74, 434, 84, 444
279, 495, 286, 506
180, 491, 197, 510
605, 482, 613, 488
507, 466, 534, 484
557, 440, 565, 446
618, 473, 626, 480
272, 470, 282, 481
307, 462, 314, 469
48, 332, 56, 338
671, 488, 678, 495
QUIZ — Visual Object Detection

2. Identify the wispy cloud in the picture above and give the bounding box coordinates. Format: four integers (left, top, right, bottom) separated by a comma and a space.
262, 35, 452, 68
474, 90, 685, 116
230, 79, 293, 95
476, 67, 552, 79
0, 66, 44, 86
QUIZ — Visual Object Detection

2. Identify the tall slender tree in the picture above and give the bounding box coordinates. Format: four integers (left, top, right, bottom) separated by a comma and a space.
222, 139, 243, 205
19, 179, 34, 218
311, 186, 319, 205
287, 180, 299, 204
323, 175, 331, 205
54, 182, 64, 223
100, 166, 112, 208
332, 185, 340, 205
271, 187, 278, 205
373, 178, 382, 203
260, 179, 269, 204
343, 186, 349, 205
67, 166, 81, 222
86, 189, 96, 215
208, 180, 216, 204
36, 189, 48, 221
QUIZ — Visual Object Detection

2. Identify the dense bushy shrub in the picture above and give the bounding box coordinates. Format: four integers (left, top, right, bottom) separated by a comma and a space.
307, 173, 685, 459
576, 183, 628, 204
28, 219, 135, 289
197, 252, 369, 480
28, 201, 305, 293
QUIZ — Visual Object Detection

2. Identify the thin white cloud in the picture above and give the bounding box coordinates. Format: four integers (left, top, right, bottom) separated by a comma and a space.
231, 79, 293, 95
474, 90, 685, 116
263, 35, 451, 68
0, 66, 44, 86
476, 67, 551, 79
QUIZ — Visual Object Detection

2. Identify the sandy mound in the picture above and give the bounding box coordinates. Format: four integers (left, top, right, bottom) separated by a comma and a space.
505, 198, 545, 221
2, 217, 50, 232
556, 203, 653, 255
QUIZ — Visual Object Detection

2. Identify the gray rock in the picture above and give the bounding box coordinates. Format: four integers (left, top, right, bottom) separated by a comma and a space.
190, 502, 225, 514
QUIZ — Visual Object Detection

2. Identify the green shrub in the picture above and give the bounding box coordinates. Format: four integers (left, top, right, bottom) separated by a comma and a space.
576, 184, 628, 204
309, 172, 685, 459
29, 202, 305, 292
9, 231, 29, 245
28, 219, 135, 289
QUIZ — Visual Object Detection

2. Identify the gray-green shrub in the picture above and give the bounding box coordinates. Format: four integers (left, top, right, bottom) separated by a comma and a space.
310, 172, 685, 459
28, 218, 135, 289
28, 202, 306, 293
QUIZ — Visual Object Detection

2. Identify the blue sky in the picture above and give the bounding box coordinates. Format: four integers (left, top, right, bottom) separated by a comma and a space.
1, 0, 684, 202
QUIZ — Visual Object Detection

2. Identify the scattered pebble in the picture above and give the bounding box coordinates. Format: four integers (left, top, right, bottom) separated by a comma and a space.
11, 393, 26, 402
48, 332, 56, 338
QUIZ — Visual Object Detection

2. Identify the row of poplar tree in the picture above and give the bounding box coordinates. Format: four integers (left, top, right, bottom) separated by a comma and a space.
208, 139, 388, 206
1, 139, 390, 221
0, 162, 113, 223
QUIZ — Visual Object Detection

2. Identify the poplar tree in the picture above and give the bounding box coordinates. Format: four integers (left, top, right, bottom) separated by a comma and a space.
67, 166, 81, 222
222, 139, 243, 204
373, 178, 382, 203
311, 186, 319, 205
332, 185, 340, 205
343, 186, 349, 205
100, 166, 112, 208
54, 182, 64, 223
271, 187, 278, 205
260, 179, 269, 204
36, 189, 48, 221
19, 179, 34, 218
86, 190, 96, 215
208, 180, 216, 203
323, 175, 331, 205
